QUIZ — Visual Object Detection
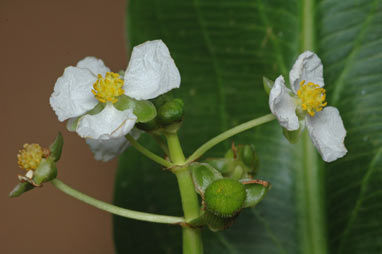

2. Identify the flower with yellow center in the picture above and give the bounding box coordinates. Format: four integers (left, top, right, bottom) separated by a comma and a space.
269, 51, 347, 162
50, 40, 181, 160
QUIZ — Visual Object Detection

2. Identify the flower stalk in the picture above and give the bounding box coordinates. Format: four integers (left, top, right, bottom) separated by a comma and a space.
51, 179, 184, 224
185, 114, 276, 164
165, 133, 203, 254
125, 134, 173, 168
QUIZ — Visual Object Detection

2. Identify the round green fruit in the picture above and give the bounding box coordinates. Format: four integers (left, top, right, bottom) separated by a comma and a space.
204, 178, 246, 218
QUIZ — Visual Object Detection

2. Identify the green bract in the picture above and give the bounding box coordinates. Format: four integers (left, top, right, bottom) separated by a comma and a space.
49, 132, 63, 162
204, 178, 246, 218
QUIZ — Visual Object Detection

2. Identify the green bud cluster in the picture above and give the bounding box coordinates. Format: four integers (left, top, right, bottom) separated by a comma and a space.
189, 161, 271, 232
205, 144, 259, 180
136, 94, 184, 133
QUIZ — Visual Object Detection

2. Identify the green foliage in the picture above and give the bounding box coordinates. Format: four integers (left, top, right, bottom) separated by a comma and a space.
114, 0, 382, 253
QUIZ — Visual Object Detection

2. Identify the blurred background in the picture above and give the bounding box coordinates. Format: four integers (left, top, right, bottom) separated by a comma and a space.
0, 0, 127, 252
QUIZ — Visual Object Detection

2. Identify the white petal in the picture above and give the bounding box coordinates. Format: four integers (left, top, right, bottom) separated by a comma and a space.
86, 137, 129, 162
289, 51, 324, 93
76, 57, 110, 76
76, 104, 137, 140
124, 40, 181, 100
306, 106, 347, 162
50, 67, 98, 121
269, 76, 299, 131
86, 128, 141, 162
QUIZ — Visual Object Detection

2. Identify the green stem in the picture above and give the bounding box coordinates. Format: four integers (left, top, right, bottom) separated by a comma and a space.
300, 0, 327, 253
51, 179, 184, 225
185, 114, 275, 164
126, 134, 173, 168
165, 133, 203, 254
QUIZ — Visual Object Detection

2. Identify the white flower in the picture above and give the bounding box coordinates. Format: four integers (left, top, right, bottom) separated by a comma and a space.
50, 40, 181, 140
86, 129, 141, 162
269, 51, 347, 162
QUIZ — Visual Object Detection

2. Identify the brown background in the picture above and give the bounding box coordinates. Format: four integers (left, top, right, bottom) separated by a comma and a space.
1, 0, 128, 253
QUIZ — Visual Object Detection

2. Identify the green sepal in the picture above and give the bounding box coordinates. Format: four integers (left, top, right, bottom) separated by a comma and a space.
187, 210, 237, 232
114, 95, 157, 123
204, 178, 246, 218
136, 119, 160, 131
157, 98, 184, 125
263, 76, 274, 95
241, 180, 271, 208
282, 120, 305, 144
9, 182, 35, 198
118, 70, 125, 77
190, 162, 222, 194
87, 102, 106, 115
33, 158, 57, 185
66, 117, 80, 132
49, 132, 63, 162
204, 158, 232, 175
151, 93, 174, 108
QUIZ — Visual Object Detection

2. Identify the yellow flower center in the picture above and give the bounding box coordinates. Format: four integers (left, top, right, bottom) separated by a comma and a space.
92, 72, 124, 103
17, 144, 43, 171
297, 80, 327, 116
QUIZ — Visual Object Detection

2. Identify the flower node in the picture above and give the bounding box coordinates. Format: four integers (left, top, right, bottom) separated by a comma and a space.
92, 72, 124, 103
297, 80, 327, 116
17, 144, 43, 171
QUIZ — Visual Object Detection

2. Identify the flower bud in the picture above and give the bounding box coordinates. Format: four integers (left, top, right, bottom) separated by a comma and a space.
157, 98, 184, 125
238, 145, 259, 174
204, 178, 246, 218
263, 76, 274, 95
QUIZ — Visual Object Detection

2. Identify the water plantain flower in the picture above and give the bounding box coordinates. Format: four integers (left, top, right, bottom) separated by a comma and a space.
50, 40, 180, 141
269, 51, 347, 162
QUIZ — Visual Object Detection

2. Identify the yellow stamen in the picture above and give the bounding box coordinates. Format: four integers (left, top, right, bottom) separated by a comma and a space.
297, 80, 327, 116
17, 144, 43, 171
92, 72, 124, 103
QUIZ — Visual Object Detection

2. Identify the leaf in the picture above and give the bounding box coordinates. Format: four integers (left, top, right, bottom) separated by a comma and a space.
114, 0, 382, 253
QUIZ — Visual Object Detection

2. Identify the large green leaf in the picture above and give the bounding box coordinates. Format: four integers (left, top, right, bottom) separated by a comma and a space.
113, 0, 382, 253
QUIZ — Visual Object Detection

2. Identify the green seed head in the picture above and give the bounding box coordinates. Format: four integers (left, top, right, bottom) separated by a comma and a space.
204, 178, 246, 218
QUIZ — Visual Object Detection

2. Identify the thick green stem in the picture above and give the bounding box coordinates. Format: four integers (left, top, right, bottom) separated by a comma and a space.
300, 0, 327, 253
126, 134, 173, 168
165, 133, 203, 254
51, 179, 184, 224
185, 114, 275, 163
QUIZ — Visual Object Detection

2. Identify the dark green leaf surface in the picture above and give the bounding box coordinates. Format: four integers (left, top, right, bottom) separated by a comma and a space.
114, 0, 382, 253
